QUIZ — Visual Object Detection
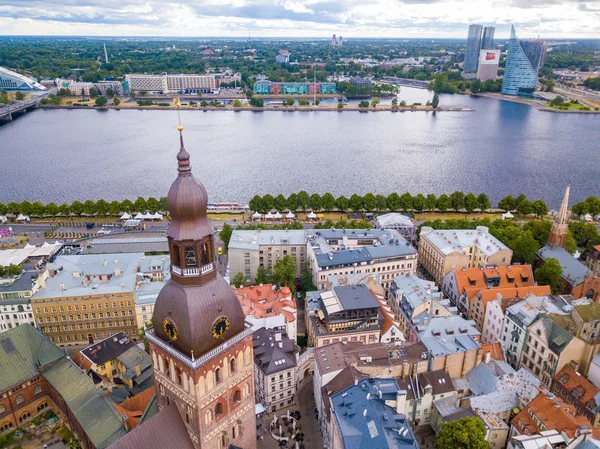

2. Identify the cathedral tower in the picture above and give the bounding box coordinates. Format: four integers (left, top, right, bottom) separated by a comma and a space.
146, 126, 256, 449
547, 185, 570, 249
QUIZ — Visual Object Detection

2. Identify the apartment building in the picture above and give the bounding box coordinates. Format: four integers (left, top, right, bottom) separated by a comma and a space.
551, 364, 600, 426
419, 226, 512, 286
0, 270, 45, 333
228, 230, 306, 283
307, 229, 417, 295
443, 264, 536, 315
31, 253, 142, 346
124, 73, 216, 93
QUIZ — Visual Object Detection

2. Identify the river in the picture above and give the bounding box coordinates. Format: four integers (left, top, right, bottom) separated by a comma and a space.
0, 88, 599, 208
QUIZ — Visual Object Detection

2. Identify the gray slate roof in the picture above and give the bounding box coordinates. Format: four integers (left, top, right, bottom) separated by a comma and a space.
253, 327, 297, 375
80, 332, 137, 366
44, 356, 127, 449
0, 324, 64, 393
537, 244, 591, 285
334, 285, 380, 311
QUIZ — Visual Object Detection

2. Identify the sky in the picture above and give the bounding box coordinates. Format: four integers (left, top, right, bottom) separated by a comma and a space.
0, 0, 599, 38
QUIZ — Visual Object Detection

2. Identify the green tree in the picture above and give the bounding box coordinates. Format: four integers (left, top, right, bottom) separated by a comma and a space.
300, 261, 316, 292
358, 100, 370, 108
512, 231, 541, 264
534, 258, 563, 294
232, 272, 247, 288
349, 194, 364, 212
371, 97, 380, 108
464, 193, 478, 213
105, 88, 115, 98
249, 195, 265, 213
515, 194, 528, 208
0, 202, 7, 215
310, 193, 322, 211
387, 193, 401, 211
146, 197, 159, 213
285, 97, 295, 106
159, 197, 168, 212
134, 197, 147, 212
413, 194, 426, 213
20, 200, 33, 216
15, 91, 26, 101
516, 200, 534, 216
450, 191, 465, 212
425, 194, 437, 212
274, 194, 287, 212
436, 416, 488, 449
45, 202, 59, 217
336, 195, 349, 212
363, 193, 377, 212
6, 202, 20, 214
255, 266, 272, 285
70, 201, 84, 216
0, 90, 8, 104
498, 195, 516, 212
219, 223, 233, 250
532, 200, 548, 218
431, 91, 440, 109
272, 255, 297, 288
83, 200, 97, 215
232, 99, 242, 107
470, 79, 483, 93
298, 191, 310, 211
399, 192, 413, 212
96, 199, 109, 216
262, 194, 275, 212
108, 200, 121, 216
94, 96, 108, 107
585, 196, 600, 215
6, 264, 23, 276
31, 201, 46, 217
375, 194, 387, 212
113, 97, 121, 106
322, 193, 335, 212
523, 220, 552, 246
299, 98, 310, 106
569, 222, 600, 249
120, 199, 134, 213
89, 87, 98, 98
436, 194, 451, 212
287, 193, 299, 212
477, 193, 491, 213
250, 97, 264, 107
58, 203, 70, 216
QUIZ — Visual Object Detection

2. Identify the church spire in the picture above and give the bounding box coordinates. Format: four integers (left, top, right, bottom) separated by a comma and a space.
176, 125, 191, 173
547, 184, 570, 248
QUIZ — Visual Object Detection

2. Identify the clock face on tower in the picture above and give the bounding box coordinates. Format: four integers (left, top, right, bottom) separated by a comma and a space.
212, 316, 230, 339
163, 318, 178, 342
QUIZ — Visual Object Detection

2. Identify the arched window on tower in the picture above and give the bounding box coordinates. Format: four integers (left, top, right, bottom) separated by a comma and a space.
230, 357, 236, 374
215, 367, 221, 384
176, 367, 183, 386
219, 432, 229, 449
232, 389, 241, 404
201, 242, 209, 265
215, 402, 224, 418
185, 247, 197, 267
205, 409, 213, 425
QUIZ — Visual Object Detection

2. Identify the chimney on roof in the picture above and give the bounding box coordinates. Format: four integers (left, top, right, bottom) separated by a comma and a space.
103, 259, 108, 267
484, 351, 491, 364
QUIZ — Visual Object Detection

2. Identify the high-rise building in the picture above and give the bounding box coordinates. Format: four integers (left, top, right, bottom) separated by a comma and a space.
331, 34, 337, 46
482, 26, 495, 49
464, 24, 483, 72
140, 127, 257, 449
521, 39, 546, 73
501, 25, 542, 96
477, 49, 500, 81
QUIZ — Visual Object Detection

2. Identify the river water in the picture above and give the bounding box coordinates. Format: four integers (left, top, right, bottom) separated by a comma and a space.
0, 88, 599, 208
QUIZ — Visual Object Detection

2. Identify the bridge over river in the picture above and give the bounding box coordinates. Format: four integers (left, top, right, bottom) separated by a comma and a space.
0, 96, 46, 122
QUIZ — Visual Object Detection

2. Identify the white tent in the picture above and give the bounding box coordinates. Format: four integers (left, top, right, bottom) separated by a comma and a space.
24, 243, 35, 249
120, 212, 131, 220
252, 212, 262, 219
143, 212, 154, 220
152, 212, 163, 220
307, 211, 317, 219
16, 214, 30, 222
42, 241, 53, 248
502, 211, 514, 220
273, 212, 283, 219
265, 212, 274, 220
584, 213, 593, 222
0, 216, 6, 224
286, 212, 295, 219
134, 213, 144, 220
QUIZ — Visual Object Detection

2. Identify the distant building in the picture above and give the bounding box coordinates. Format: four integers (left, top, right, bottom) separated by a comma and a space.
252, 81, 336, 95
477, 49, 500, 82
275, 50, 290, 64
464, 24, 484, 72
419, 226, 512, 286
94, 81, 124, 96
375, 213, 415, 240
307, 228, 417, 294
501, 25, 544, 96
585, 245, 600, 275
234, 284, 298, 340
124, 73, 216, 94
227, 230, 306, 282
0, 66, 46, 91
66, 82, 95, 96
0, 270, 44, 333
252, 327, 298, 413
482, 26, 496, 49
349, 76, 373, 89
329, 378, 418, 449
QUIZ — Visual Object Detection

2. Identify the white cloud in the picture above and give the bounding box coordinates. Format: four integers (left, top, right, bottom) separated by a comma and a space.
0, 0, 597, 37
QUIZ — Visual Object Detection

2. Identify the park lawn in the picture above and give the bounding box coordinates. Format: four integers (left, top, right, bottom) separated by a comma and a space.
546, 101, 591, 111
416, 212, 502, 221
207, 212, 245, 221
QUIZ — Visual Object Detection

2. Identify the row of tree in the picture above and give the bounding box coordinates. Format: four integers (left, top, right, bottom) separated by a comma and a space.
0, 264, 22, 277
248, 191, 548, 215
571, 196, 600, 216
230, 254, 298, 292
0, 197, 168, 217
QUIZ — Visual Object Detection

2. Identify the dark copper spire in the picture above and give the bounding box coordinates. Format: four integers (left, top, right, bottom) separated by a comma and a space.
176, 126, 191, 173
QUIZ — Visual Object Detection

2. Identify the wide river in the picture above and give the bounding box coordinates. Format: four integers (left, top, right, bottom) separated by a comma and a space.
0, 88, 599, 208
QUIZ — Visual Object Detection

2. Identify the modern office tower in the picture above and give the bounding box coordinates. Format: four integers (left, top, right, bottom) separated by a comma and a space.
464, 24, 483, 72
501, 25, 543, 96
477, 49, 501, 81
482, 26, 495, 49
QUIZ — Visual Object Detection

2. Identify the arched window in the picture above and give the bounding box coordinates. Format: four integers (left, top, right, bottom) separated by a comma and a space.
205, 409, 213, 425
185, 247, 197, 267
34, 385, 41, 394
166, 396, 170, 406
215, 368, 221, 384
215, 402, 224, 418
219, 432, 228, 449
16, 395, 24, 405
176, 367, 183, 386
586, 289, 595, 299
186, 413, 190, 424
233, 390, 241, 404
230, 358, 236, 374
201, 243, 209, 265
243, 383, 250, 397
0, 404, 5, 413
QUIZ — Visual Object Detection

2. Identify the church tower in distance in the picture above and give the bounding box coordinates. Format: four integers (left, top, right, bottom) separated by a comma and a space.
146, 126, 256, 449
547, 185, 570, 249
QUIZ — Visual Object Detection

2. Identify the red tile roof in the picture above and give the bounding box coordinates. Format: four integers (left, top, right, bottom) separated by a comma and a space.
234, 284, 297, 323
455, 265, 536, 302
553, 365, 599, 407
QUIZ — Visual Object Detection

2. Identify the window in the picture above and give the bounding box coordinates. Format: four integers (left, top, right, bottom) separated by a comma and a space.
233, 390, 241, 403
215, 368, 221, 384
215, 402, 224, 418
205, 409, 213, 425
185, 247, 197, 267
16, 394, 24, 405
230, 358, 236, 374
34, 385, 41, 394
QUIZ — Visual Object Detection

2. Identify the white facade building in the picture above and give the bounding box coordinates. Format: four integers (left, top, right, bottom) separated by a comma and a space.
125, 73, 216, 93
0, 271, 45, 333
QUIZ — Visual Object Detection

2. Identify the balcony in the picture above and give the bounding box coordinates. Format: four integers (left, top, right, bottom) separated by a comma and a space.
172, 262, 214, 277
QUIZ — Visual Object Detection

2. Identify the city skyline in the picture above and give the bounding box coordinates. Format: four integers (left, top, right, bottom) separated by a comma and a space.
0, 0, 599, 38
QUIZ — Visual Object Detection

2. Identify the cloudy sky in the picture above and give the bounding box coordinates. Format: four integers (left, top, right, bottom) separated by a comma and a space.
0, 0, 599, 38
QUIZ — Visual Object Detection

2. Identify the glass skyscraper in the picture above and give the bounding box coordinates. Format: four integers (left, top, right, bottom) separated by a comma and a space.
501, 26, 542, 97
464, 24, 483, 73
482, 27, 495, 49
